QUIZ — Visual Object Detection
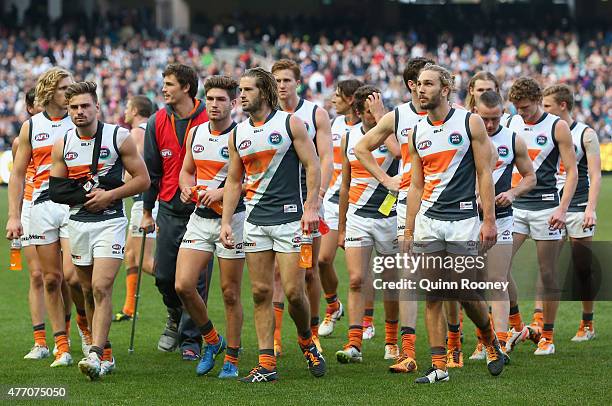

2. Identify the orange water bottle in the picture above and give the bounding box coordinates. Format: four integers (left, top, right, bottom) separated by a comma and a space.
9, 239, 23, 271
298, 232, 313, 269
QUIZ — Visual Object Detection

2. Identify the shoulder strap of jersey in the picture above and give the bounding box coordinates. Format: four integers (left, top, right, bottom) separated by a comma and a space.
191, 124, 200, 149
551, 117, 561, 147
511, 132, 516, 165
465, 111, 473, 141
90, 125, 105, 175
312, 104, 318, 134
393, 107, 399, 141
285, 114, 294, 141
28, 118, 33, 144
112, 125, 120, 155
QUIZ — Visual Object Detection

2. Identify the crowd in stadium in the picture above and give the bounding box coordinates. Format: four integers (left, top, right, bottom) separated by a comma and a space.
0, 10, 610, 149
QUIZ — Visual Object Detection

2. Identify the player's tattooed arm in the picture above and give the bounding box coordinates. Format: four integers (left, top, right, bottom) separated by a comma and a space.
583, 128, 601, 228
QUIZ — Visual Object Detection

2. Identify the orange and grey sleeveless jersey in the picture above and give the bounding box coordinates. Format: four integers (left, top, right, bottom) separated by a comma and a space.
191, 122, 244, 218
325, 115, 360, 205
30, 112, 75, 204
235, 110, 302, 226
413, 108, 477, 221
556, 121, 590, 212
346, 124, 398, 218
64, 122, 128, 222
489, 125, 516, 219
395, 102, 427, 199
501, 112, 524, 132
288, 98, 318, 202
512, 112, 561, 211
133, 122, 148, 202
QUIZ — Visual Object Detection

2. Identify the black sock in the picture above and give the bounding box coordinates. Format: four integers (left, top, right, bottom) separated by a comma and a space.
582, 312, 593, 322
89, 346, 103, 358
401, 326, 415, 335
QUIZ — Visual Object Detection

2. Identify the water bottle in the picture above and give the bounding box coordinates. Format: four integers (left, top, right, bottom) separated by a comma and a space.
298, 232, 313, 269
9, 239, 23, 271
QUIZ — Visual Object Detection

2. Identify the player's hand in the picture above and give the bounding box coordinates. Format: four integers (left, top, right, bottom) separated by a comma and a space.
301, 205, 320, 234
5, 217, 23, 240
140, 211, 156, 234
382, 175, 401, 193
583, 207, 596, 230
220, 223, 235, 249
401, 232, 414, 256
180, 186, 193, 203
200, 188, 224, 207
548, 207, 567, 230
337, 229, 346, 250
495, 190, 515, 208
479, 220, 497, 252
367, 92, 386, 122
84, 189, 114, 212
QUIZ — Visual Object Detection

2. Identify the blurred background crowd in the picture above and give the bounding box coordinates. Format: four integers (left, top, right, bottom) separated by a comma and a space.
0, 6, 610, 150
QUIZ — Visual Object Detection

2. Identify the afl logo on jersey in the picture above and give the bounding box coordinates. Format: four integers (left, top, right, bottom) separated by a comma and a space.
378, 145, 388, 153
536, 134, 548, 146
64, 151, 78, 161
448, 132, 463, 146
100, 147, 110, 159
347, 147, 355, 156
220, 146, 230, 159
238, 140, 252, 150
161, 149, 173, 158
497, 146, 509, 157
332, 133, 342, 142
193, 144, 204, 153
268, 132, 282, 145
400, 128, 411, 137
34, 133, 50, 142
417, 140, 432, 151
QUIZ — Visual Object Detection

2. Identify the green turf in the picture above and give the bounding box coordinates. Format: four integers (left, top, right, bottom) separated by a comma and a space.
1, 179, 611, 404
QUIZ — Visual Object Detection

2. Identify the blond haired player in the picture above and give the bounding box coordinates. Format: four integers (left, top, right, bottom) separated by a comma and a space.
271, 59, 333, 355
7, 68, 91, 368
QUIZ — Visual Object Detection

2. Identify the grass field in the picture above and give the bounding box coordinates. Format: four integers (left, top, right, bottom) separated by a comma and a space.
1, 181, 611, 405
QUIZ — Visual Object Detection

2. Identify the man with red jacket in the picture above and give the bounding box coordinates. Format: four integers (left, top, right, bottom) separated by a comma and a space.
141, 64, 212, 360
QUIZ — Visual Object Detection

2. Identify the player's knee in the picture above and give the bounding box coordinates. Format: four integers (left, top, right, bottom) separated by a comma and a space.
221, 286, 239, 307
174, 280, 193, 300
29, 269, 44, 289
318, 254, 333, 270
92, 282, 111, 302
348, 274, 363, 291
284, 285, 304, 305
251, 284, 272, 305
43, 272, 62, 291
